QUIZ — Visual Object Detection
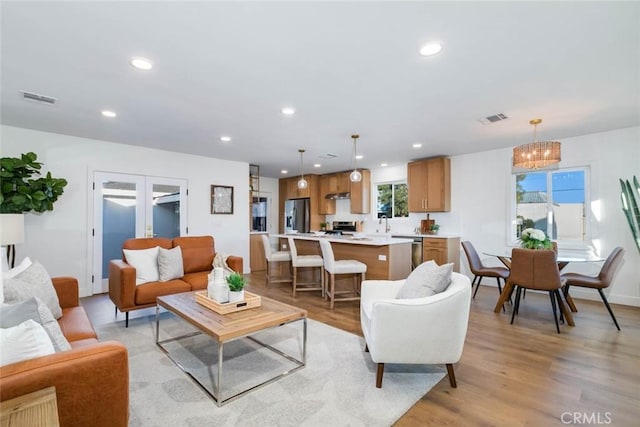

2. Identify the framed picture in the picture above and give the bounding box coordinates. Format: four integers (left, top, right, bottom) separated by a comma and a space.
211, 185, 234, 214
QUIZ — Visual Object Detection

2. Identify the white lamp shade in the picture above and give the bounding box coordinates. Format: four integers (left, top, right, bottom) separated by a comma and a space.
0, 214, 25, 245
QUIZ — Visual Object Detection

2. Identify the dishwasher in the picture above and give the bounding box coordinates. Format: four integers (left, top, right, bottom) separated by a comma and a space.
410, 237, 423, 270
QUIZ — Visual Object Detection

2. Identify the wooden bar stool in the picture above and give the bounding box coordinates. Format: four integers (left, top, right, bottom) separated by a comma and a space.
319, 239, 367, 309
261, 234, 291, 286
288, 237, 324, 297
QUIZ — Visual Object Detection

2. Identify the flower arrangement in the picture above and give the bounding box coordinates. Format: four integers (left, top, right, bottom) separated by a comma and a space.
519, 228, 553, 250
225, 272, 246, 292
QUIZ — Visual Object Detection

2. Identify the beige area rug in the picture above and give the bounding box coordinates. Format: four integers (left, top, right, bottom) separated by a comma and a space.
96, 313, 445, 427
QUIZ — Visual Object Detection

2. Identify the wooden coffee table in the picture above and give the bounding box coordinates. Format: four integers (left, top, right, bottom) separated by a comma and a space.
155, 291, 307, 406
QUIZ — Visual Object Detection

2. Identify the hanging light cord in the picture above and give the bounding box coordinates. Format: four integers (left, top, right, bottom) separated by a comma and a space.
299, 149, 305, 179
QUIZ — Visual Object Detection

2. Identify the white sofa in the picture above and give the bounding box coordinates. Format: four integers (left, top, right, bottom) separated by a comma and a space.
360, 272, 472, 388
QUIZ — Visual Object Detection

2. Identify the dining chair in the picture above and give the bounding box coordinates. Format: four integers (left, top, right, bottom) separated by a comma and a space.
561, 247, 624, 330
319, 239, 367, 309
508, 248, 566, 333
287, 237, 324, 297
261, 234, 291, 287
461, 241, 510, 299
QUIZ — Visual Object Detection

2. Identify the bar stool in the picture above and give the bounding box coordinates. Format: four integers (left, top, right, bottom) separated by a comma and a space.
288, 237, 324, 297
261, 234, 291, 286
319, 239, 367, 309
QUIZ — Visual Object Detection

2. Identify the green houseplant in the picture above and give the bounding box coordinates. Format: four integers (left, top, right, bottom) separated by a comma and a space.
0, 152, 68, 213
226, 272, 246, 302
519, 228, 553, 250
620, 176, 640, 254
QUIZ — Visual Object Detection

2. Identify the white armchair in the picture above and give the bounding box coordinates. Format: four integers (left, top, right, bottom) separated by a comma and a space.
360, 272, 471, 388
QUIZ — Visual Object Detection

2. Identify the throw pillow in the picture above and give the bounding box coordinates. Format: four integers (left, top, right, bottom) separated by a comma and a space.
0, 297, 71, 352
396, 261, 454, 299
123, 246, 160, 285
2, 256, 32, 280
3, 261, 62, 319
158, 246, 184, 282
0, 319, 55, 366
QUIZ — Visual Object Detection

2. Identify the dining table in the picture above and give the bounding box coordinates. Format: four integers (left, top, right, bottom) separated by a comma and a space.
485, 249, 605, 324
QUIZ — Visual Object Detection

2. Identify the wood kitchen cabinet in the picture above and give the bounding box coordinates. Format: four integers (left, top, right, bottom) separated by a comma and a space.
408, 157, 451, 212
249, 233, 267, 271
318, 174, 336, 214
279, 175, 322, 232
422, 236, 460, 272
349, 169, 370, 214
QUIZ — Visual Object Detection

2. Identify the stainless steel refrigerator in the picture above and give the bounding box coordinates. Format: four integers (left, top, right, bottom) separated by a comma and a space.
284, 198, 310, 233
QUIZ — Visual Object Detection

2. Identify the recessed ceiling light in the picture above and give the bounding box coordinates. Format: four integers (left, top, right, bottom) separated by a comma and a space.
419, 42, 442, 57
380, 163, 388, 167
313, 163, 321, 168
281, 107, 295, 116
355, 155, 363, 160
130, 57, 153, 70
101, 110, 117, 118
412, 143, 423, 148
281, 170, 288, 174
220, 136, 231, 142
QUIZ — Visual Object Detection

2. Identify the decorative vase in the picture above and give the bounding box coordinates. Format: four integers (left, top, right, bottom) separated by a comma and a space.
228, 290, 245, 303
208, 267, 229, 303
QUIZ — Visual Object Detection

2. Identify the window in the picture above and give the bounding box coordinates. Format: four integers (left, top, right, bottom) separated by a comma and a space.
376, 182, 408, 219
513, 168, 588, 244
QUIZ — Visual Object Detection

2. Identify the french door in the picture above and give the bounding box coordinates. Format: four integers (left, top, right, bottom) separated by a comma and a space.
91, 172, 187, 294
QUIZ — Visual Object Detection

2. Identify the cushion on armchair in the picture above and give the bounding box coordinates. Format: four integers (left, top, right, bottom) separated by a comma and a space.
396, 261, 453, 299
3, 261, 63, 319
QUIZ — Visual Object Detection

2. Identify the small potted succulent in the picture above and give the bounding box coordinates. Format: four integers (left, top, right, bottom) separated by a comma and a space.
428, 224, 440, 235
226, 272, 246, 302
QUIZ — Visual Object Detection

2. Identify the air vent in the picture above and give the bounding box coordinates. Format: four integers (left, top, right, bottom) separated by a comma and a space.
318, 153, 338, 160
21, 91, 57, 105
478, 113, 508, 125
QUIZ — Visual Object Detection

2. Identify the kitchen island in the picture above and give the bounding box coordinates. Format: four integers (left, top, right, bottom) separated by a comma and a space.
275, 233, 412, 280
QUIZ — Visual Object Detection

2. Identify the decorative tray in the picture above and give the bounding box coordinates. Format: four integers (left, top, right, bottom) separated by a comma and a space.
195, 290, 261, 315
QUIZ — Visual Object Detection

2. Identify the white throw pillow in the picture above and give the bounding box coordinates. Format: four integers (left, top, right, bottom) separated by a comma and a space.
0, 319, 55, 366
3, 261, 62, 319
2, 256, 33, 280
123, 246, 160, 285
396, 261, 454, 299
0, 298, 71, 352
158, 246, 184, 282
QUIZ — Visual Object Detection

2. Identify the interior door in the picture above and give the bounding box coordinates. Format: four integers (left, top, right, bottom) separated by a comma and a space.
92, 172, 187, 294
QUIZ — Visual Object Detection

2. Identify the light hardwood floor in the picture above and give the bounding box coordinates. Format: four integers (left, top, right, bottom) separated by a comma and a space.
82, 272, 640, 426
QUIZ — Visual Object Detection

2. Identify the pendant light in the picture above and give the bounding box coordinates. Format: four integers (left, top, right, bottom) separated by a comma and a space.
297, 149, 308, 189
349, 134, 362, 182
513, 118, 561, 169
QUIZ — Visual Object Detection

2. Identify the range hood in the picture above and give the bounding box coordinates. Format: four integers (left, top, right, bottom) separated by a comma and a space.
324, 192, 351, 200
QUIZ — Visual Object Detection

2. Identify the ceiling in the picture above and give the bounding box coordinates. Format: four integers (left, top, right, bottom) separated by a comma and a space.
2, 1, 639, 178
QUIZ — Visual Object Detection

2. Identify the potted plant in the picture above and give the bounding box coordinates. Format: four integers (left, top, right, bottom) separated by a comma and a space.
0, 152, 67, 214
428, 224, 440, 235
226, 272, 246, 302
319, 222, 328, 231
519, 228, 553, 249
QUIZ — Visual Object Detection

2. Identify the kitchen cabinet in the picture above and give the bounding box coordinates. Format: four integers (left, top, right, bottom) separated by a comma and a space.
336, 172, 350, 193
422, 236, 460, 272
408, 157, 451, 212
349, 169, 370, 214
279, 175, 322, 233
249, 233, 267, 271
318, 174, 336, 214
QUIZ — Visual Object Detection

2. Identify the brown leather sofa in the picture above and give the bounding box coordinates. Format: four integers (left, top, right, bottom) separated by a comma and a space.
109, 235, 243, 326
0, 277, 129, 427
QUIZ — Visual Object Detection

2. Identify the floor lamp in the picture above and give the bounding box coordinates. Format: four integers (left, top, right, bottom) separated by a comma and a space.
1, 214, 25, 269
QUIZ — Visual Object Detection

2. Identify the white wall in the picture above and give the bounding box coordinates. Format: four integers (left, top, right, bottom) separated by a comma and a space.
1, 125, 250, 297
362, 126, 640, 306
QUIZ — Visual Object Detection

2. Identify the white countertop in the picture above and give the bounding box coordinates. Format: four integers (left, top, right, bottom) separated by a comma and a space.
275, 233, 413, 246
391, 233, 460, 239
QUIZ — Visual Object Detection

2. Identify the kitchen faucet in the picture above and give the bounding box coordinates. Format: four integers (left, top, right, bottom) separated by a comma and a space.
379, 215, 391, 233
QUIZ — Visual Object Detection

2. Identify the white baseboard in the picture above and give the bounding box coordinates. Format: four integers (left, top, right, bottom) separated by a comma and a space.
477, 283, 640, 307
